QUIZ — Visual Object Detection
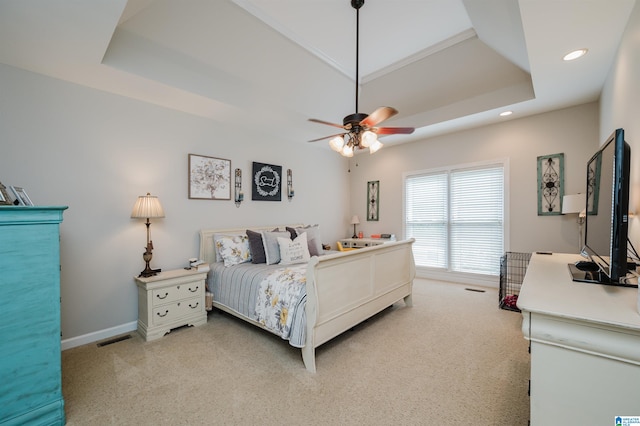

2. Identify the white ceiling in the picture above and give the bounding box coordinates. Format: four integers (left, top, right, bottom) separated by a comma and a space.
0, 0, 636, 148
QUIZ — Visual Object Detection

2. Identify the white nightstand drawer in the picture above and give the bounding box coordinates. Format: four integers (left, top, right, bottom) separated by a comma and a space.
152, 297, 204, 325
151, 282, 203, 306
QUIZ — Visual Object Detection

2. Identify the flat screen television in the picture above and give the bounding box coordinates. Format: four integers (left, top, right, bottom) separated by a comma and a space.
571, 128, 636, 287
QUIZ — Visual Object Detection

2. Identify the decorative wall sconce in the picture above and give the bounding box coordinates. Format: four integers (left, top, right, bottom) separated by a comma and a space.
287, 169, 294, 201
235, 168, 243, 207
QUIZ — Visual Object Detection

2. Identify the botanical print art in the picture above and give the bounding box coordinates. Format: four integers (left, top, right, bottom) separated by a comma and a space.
189, 154, 231, 200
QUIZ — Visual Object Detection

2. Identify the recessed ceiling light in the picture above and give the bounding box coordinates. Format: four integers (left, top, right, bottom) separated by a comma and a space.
563, 49, 588, 61
499, 111, 513, 117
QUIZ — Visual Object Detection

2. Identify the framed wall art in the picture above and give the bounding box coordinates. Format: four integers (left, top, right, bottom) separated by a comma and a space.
252, 162, 282, 201
188, 154, 231, 200
10, 186, 33, 206
0, 181, 12, 205
537, 153, 564, 215
367, 180, 379, 221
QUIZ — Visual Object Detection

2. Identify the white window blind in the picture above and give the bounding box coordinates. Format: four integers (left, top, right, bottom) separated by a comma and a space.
405, 164, 504, 276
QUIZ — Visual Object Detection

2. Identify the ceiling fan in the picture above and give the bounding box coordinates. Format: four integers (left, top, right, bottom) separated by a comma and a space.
308, 0, 415, 157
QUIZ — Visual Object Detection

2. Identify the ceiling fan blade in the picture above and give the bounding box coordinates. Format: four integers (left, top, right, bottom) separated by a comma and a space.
360, 106, 398, 127
308, 118, 345, 129
308, 133, 345, 143
374, 126, 415, 135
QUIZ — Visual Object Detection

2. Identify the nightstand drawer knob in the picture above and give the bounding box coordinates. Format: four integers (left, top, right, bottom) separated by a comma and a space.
157, 310, 169, 317
157, 292, 169, 300
189, 286, 199, 293
189, 302, 199, 309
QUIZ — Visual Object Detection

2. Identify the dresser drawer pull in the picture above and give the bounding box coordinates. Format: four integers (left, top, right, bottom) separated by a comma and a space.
157, 310, 169, 317
189, 302, 199, 309
188, 286, 199, 293
156, 292, 169, 300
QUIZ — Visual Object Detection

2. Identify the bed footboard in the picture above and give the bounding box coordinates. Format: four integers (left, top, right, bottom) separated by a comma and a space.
303, 238, 415, 372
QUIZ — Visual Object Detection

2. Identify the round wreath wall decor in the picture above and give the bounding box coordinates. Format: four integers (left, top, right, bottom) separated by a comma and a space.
254, 165, 280, 197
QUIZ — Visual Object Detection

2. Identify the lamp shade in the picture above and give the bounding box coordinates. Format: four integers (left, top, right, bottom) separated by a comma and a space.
561, 193, 586, 214
350, 215, 360, 225
131, 193, 165, 219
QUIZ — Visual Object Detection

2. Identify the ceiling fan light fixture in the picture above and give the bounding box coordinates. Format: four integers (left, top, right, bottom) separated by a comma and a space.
369, 140, 383, 154
329, 135, 345, 152
306, 1, 414, 154
361, 130, 377, 148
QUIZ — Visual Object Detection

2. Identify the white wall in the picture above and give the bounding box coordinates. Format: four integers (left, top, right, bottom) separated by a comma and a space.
600, 0, 640, 247
348, 102, 600, 270
0, 63, 350, 345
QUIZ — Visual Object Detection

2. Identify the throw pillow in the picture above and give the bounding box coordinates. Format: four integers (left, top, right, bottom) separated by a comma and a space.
261, 230, 291, 265
287, 225, 324, 256
246, 229, 267, 264
213, 233, 243, 262
216, 235, 252, 267
278, 233, 311, 265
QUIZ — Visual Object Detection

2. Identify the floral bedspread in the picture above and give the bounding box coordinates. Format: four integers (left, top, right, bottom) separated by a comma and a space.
255, 265, 307, 340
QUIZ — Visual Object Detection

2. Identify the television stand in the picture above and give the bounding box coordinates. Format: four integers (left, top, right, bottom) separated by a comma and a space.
567, 263, 638, 288
519, 253, 640, 425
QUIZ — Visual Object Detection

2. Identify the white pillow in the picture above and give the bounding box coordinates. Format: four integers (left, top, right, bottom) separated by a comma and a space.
278, 233, 311, 265
216, 235, 252, 267
213, 233, 243, 263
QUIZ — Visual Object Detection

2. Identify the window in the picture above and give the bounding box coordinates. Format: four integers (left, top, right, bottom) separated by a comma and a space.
404, 162, 505, 276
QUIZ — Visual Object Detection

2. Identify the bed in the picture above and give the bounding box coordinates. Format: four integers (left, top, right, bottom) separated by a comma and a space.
199, 224, 415, 372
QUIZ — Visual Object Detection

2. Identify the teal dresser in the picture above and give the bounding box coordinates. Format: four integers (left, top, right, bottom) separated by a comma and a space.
0, 206, 67, 425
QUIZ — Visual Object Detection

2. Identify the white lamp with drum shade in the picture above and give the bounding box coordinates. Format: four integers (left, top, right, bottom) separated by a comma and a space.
131, 193, 165, 277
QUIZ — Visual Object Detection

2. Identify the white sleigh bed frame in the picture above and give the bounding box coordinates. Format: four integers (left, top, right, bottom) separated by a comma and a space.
199, 225, 416, 372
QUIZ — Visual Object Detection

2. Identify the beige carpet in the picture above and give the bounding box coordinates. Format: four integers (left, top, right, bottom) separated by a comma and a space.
61, 279, 530, 425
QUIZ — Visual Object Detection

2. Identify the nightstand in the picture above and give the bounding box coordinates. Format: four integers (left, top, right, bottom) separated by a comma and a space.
135, 268, 208, 341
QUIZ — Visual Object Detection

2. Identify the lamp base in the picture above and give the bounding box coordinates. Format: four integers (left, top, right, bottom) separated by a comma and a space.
139, 265, 161, 278
139, 248, 161, 277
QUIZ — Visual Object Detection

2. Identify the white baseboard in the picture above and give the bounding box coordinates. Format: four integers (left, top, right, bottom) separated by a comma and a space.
61, 321, 138, 351
416, 267, 499, 288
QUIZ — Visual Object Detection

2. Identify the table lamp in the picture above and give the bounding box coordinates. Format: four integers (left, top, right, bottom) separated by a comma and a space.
351, 215, 360, 238
562, 193, 586, 252
131, 192, 165, 277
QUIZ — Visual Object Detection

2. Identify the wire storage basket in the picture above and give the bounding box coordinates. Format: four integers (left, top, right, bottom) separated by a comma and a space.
499, 252, 532, 312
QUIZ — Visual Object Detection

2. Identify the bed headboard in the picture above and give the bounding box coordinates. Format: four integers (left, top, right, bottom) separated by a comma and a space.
199, 224, 305, 265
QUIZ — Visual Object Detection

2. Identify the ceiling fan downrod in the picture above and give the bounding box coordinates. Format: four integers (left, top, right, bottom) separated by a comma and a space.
352, 0, 364, 114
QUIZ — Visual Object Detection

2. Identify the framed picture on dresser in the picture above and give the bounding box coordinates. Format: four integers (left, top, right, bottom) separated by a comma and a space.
10, 186, 33, 206
0, 182, 11, 205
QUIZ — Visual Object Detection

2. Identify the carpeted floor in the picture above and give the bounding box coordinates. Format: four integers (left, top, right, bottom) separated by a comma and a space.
61, 279, 530, 425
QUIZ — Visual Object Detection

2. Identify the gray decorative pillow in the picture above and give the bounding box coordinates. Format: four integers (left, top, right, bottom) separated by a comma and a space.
289, 225, 324, 256
261, 230, 291, 265
246, 229, 267, 264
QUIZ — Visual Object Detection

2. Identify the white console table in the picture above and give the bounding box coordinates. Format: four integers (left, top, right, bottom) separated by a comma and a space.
517, 253, 640, 425
339, 236, 395, 248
